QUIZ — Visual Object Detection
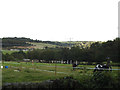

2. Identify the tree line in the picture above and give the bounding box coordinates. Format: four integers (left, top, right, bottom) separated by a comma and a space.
2, 38, 120, 63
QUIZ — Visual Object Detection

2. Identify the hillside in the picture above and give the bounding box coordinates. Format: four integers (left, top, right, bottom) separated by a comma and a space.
2, 37, 96, 49
2, 37, 33, 49
29, 42, 57, 49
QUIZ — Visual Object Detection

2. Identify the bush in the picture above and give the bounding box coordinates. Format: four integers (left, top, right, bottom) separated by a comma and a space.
91, 71, 117, 88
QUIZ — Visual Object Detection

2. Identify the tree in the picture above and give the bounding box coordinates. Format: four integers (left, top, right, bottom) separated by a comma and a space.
4, 53, 15, 61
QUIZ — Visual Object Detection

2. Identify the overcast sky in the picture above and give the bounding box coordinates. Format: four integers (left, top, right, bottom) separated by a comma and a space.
0, 0, 119, 41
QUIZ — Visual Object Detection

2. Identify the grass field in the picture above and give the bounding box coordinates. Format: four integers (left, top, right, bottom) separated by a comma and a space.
2, 50, 28, 54
2, 61, 120, 84
29, 42, 57, 49
2, 50, 19, 54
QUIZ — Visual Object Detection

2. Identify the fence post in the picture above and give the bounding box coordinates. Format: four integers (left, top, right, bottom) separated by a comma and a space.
55, 61, 57, 76
34, 63, 36, 71
20, 62, 22, 71
83, 67, 86, 75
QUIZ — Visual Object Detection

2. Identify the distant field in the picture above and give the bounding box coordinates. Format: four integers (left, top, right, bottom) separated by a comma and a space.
29, 42, 58, 49
2, 50, 19, 54
2, 41, 97, 50
2, 61, 119, 84
2, 50, 28, 54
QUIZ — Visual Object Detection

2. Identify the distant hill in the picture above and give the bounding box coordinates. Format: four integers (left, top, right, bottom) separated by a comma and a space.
2, 37, 32, 48
2, 37, 96, 49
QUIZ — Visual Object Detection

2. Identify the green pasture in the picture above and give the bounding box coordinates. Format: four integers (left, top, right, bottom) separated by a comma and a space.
2, 50, 18, 54
2, 61, 120, 84
2, 50, 28, 54
30, 42, 57, 49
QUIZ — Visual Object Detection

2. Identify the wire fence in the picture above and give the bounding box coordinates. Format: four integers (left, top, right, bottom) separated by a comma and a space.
2, 62, 120, 77
4, 62, 120, 70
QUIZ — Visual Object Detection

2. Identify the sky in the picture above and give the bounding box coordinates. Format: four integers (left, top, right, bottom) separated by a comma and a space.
0, 0, 119, 41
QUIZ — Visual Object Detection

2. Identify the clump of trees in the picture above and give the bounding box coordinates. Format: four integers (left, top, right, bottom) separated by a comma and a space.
2, 38, 120, 63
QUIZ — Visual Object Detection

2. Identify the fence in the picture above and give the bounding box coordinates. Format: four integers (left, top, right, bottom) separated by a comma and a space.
3, 62, 120, 76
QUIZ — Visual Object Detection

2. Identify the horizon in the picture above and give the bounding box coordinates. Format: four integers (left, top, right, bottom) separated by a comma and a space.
1, 36, 118, 42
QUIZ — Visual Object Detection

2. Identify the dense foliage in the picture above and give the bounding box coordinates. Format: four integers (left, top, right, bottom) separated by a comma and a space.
2, 38, 119, 63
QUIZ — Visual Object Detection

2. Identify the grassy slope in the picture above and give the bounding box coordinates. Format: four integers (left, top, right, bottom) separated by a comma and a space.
29, 42, 58, 49
2, 50, 19, 54
2, 50, 28, 54
3, 41, 97, 50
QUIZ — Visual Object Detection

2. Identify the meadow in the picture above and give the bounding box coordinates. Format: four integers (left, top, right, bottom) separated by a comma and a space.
2, 50, 28, 54
29, 42, 57, 49
2, 61, 120, 84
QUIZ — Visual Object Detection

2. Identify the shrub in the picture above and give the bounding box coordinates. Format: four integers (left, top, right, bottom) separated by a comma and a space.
91, 71, 116, 88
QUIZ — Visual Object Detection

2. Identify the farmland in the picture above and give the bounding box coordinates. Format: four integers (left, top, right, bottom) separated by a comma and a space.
2, 37, 96, 50
29, 42, 58, 49
2, 50, 28, 55
1, 37, 120, 89
2, 61, 120, 84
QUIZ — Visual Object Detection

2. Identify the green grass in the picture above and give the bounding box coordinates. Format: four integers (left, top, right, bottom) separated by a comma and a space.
2, 50, 28, 54
2, 61, 120, 84
2, 50, 18, 54
2, 67, 64, 83
29, 42, 57, 49
2, 62, 70, 84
